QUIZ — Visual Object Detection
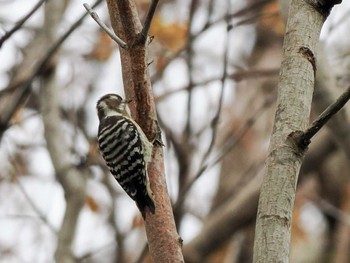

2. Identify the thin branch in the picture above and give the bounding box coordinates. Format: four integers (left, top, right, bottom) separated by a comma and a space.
83, 3, 128, 49
103, 176, 126, 263
155, 68, 279, 102
182, 137, 344, 261
4, 83, 57, 237
150, 0, 275, 84
296, 85, 350, 148
174, 93, 275, 212
183, 166, 264, 262
201, 2, 231, 163
139, 0, 159, 43
172, 0, 199, 226
0, 0, 48, 48
183, 0, 199, 141
203, 0, 215, 29
14, 176, 57, 234
212, 95, 275, 168
77, 180, 124, 263
77, 241, 116, 262
317, 198, 350, 226
0, 0, 103, 141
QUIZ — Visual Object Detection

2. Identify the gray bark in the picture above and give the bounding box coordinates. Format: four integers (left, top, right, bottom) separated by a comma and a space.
253, 0, 341, 262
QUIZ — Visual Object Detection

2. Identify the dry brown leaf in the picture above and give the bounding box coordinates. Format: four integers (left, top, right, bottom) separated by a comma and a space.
86, 195, 100, 212
11, 106, 24, 126
150, 16, 188, 52
85, 31, 114, 61
258, 1, 285, 35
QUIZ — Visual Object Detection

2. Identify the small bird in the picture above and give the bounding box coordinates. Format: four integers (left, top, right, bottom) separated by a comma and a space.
96, 94, 155, 218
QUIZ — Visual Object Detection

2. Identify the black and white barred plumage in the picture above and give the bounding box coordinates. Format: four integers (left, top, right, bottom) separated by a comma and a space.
96, 94, 155, 218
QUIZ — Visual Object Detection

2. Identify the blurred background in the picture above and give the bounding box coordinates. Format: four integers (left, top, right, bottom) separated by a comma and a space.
0, 0, 350, 262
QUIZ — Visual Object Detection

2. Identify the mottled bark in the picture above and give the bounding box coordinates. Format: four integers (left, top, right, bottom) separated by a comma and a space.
105, 1, 184, 262
253, 0, 341, 262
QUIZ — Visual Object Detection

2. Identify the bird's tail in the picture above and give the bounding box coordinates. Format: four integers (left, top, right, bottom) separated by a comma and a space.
136, 192, 156, 219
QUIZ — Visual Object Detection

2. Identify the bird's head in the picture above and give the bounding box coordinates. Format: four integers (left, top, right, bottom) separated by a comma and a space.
96, 94, 131, 121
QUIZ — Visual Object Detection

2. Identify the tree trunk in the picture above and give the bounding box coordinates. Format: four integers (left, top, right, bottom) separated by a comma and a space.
253, 0, 342, 262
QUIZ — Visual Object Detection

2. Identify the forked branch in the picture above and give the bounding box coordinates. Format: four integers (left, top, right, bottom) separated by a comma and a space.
294, 85, 350, 149
83, 3, 128, 48
139, 0, 159, 43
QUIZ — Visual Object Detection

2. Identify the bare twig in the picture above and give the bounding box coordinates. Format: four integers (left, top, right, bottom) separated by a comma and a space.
33, 0, 100, 69
182, 136, 343, 261
14, 176, 57, 234
177, 2, 235, 221
83, 3, 127, 48
77, 179, 124, 263
172, 0, 199, 227
201, 3, 231, 163
296, 85, 350, 149
139, 0, 159, 43
212, 95, 275, 168
150, 0, 275, 84
155, 68, 279, 102
0, 0, 48, 48
183, 167, 264, 262
317, 198, 350, 226
174, 93, 275, 211
77, 241, 115, 262
103, 176, 126, 262
184, 0, 199, 140
0, 0, 103, 141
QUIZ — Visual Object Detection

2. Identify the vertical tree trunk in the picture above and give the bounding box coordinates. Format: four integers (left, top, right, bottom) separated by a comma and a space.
253, 0, 341, 262
39, 1, 87, 262
105, 1, 184, 262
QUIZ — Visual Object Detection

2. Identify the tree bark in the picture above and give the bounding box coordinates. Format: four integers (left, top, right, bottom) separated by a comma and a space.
253, 0, 341, 262
105, 1, 184, 262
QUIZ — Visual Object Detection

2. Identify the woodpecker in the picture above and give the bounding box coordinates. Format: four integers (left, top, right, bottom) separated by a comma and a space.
96, 94, 155, 218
